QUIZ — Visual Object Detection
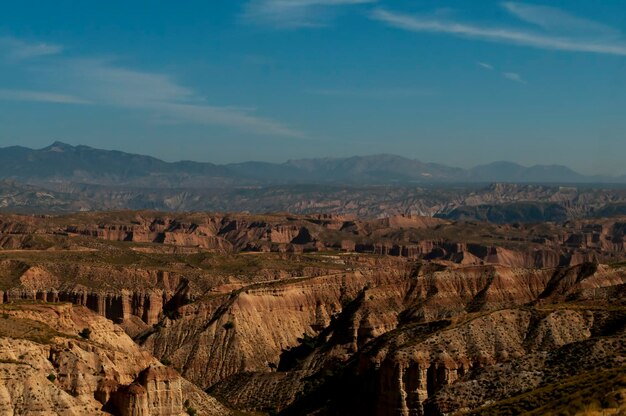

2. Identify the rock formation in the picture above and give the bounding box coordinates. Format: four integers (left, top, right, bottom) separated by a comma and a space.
0, 211, 624, 415
0, 302, 229, 415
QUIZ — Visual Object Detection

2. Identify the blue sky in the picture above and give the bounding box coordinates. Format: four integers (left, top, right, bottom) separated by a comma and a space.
1, 1, 625, 175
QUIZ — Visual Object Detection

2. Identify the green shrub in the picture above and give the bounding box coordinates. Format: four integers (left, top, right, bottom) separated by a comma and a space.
160, 357, 171, 366
47, 374, 56, 382
223, 320, 235, 330
78, 328, 91, 339
163, 309, 179, 320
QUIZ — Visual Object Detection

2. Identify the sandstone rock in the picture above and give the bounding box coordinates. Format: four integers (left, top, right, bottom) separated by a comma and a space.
0, 303, 230, 416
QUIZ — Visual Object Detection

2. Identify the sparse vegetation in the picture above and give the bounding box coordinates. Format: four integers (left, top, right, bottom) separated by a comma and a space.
0, 210, 623, 416
0, 308, 66, 344
470, 366, 626, 416
0, 358, 27, 365
78, 328, 91, 339
163, 309, 180, 320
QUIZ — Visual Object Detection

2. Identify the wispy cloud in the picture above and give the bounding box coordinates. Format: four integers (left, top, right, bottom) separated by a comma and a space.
371, 6, 626, 56
502, 72, 525, 83
0, 39, 303, 138
502, 2, 619, 37
306, 87, 432, 98
243, 0, 376, 28
0, 37, 63, 60
477, 62, 526, 84
0, 89, 89, 104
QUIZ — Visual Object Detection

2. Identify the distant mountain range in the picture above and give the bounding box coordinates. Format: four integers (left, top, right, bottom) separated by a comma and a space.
0, 141, 622, 187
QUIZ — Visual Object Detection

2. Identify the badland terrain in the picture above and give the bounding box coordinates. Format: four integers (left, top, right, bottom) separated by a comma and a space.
0, 210, 624, 415
0, 142, 624, 415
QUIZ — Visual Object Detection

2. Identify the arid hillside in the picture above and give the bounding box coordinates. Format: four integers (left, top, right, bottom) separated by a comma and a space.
0, 302, 229, 415
0, 211, 624, 415
3, 179, 626, 223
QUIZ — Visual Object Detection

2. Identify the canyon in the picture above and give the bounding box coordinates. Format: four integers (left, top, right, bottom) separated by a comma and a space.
0, 211, 624, 415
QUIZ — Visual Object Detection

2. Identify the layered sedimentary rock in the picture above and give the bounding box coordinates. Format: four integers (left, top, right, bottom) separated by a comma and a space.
0, 212, 624, 267
0, 302, 229, 415
2, 288, 166, 326
141, 268, 387, 388
358, 308, 593, 415
143, 259, 626, 393
0, 211, 624, 415
199, 261, 626, 414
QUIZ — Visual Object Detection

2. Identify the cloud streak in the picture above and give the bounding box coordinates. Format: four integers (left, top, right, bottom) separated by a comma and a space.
502, 72, 525, 83
371, 7, 626, 56
0, 37, 63, 60
306, 87, 432, 98
477, 62, 526, 84
502, 2, 619, 36
243, 0, 376, 28
0, 39, 303, 138
0, 89, 89, 104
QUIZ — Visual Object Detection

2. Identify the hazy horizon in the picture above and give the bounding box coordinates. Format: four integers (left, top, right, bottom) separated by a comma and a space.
0, 140, 622, 179
1, 1, 625, 175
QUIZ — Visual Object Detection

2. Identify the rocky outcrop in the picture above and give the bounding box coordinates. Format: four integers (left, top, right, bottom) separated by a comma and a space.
0, 260, 200, 333
109, 366, 183, 416
2, 288, 167, 326
0, 211, 625, 416
1, 212, 624, 267
141, 268, 389, 388
358, 308, 596, 415
0, 302, 230, 415
274, 300, 626, 416
198, 261, 626, 414
141, 259, 626, 394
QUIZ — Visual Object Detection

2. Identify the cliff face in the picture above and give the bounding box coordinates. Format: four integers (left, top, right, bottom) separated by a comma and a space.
269, 298, 626, 416
57, 214, 626, 265
1, 212, 625, 267
347, 302, 626, 416
202, 262, 626, 414
2, 245, 623, 404
2, 287, 166, 327
0, 262, 191, 335
144, 259, 626, 394
141, 267, 393, 388
357, 308, 599, 415
0, 211, 624, 415
108, 366, 184, 416
0, 302, 229, 416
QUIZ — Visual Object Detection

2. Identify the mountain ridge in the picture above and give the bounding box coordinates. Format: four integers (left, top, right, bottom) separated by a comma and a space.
0, 141, 621, 187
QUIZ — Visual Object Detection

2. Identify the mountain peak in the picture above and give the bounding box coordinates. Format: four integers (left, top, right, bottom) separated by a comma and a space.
0, 142, 618, 185
44, 141, 75, 152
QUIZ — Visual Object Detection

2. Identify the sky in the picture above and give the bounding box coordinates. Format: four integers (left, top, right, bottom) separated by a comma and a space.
1, 1, 625, 175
